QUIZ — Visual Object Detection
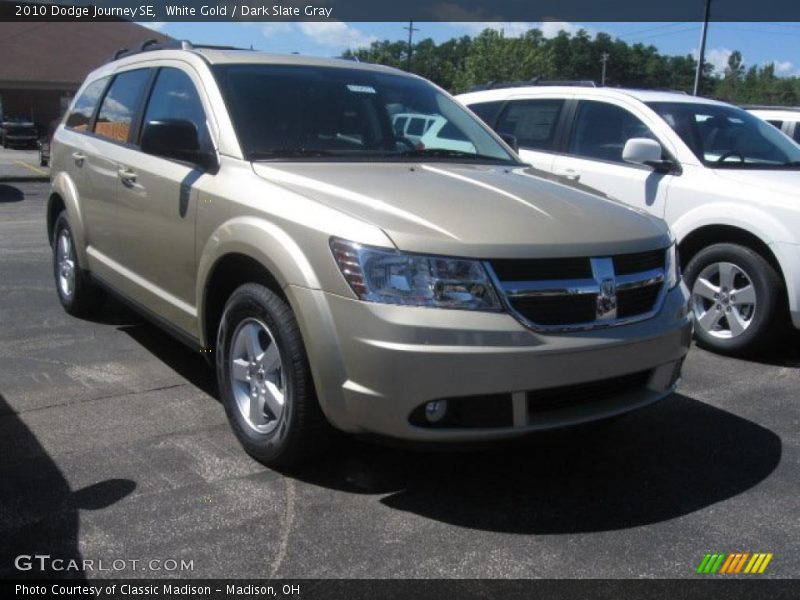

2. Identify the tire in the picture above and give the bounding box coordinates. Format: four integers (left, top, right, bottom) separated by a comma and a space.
684, 243, 784, 356
216, 283, 333, 467
52, 212, 105, 316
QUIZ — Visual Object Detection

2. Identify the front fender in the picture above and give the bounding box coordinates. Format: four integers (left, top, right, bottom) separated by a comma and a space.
50, 171, 89, 267
670, 203, 789, 247
196, 216, 322, 345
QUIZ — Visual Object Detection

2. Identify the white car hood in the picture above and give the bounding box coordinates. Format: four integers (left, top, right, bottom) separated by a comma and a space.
713, 169, 800, 197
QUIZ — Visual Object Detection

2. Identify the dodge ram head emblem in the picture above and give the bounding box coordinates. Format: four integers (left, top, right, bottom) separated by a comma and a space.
591, 257, 618, 321
597, 277, 618, 319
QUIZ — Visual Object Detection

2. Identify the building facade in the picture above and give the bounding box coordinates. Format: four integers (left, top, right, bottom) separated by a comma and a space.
0, 21, 170, 130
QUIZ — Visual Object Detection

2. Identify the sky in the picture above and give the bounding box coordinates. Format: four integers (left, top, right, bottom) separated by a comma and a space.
141, 21, 800, 78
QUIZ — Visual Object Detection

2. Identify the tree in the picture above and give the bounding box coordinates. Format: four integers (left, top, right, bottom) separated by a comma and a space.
343, 28, 800, 106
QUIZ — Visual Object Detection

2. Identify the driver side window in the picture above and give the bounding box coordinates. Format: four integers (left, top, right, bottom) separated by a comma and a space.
570, 100, 660, 164
141, 67, 211, 151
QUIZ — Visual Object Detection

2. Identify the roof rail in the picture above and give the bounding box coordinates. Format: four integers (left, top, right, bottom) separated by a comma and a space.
108, 40, 250, 63
618, 87, 690, 94
741, 104, 800, 112
468, 78, 596, 92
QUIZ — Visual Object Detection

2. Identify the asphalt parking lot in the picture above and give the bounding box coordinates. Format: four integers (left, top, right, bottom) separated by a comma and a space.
0, 147, 48, 180
0, 181, 798, 580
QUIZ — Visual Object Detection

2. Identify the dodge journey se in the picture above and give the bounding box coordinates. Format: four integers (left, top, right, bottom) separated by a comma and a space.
47, 40, 692, 466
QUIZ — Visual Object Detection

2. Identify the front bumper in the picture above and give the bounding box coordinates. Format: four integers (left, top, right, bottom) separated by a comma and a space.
4, 136, 37, 146
289, 281, 692, 441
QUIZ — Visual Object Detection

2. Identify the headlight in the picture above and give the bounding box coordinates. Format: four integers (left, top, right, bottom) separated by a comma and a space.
666, 243, 680, 289
331, 238, 501, 310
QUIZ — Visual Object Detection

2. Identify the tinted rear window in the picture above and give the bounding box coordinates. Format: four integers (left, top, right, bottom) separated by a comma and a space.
468, 101, 504, 127
65, 78, 109, 131
496, 99, 565, 150
407, 118, 425, 136
94, 69, 150, 143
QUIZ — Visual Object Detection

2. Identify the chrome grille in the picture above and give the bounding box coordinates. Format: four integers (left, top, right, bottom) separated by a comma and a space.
486, 248, 667, 331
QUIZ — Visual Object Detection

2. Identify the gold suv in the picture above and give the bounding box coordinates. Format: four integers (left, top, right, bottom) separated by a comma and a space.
48, 41, 692, 466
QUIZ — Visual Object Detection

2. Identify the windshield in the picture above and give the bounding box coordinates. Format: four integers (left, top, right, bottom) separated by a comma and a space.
648, 102, 800, 169
213, 64, 518, 164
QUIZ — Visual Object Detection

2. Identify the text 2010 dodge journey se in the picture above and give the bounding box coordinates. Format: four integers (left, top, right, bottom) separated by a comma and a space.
48, 41, 692, 466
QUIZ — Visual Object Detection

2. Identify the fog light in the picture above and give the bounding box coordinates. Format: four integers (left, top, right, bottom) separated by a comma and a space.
425, 400, 447, 423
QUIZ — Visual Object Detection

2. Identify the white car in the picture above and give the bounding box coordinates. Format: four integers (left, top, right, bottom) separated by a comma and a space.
459, 86, 800, 355
745, 106, 800, 143
419, 116, 477, 153
391, 112, 438, 143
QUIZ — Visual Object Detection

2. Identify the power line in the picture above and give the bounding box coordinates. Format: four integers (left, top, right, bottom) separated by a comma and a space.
620, 22, 690, 39
760, 22, 800, 29
623, 25, 700, 43
713, 24, 800, 37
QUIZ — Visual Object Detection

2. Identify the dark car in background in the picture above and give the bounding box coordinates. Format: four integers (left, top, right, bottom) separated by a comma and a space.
1, 118, 38, 149
38, 118, 60, 166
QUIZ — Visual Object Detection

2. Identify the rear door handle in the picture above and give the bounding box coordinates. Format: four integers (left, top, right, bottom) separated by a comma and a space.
555, 168, 581, 182
117, 167, 137, 186
71, 152, 86, 166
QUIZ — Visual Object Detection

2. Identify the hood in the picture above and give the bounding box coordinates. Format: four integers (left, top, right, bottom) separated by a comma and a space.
712, 168, 800, 198
251, 162, 671, 259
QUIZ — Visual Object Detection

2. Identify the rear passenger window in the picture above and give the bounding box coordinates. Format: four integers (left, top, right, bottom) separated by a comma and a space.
142, 68, 211, 149
438, 121, 469, 141
407, 118, 425, 136
393, 116, 408, 135
94, 69, 150, 143
569, 100, 659, 163
65, 78, 109, 132
496, 99, 564, 150
468, 101, 504, 127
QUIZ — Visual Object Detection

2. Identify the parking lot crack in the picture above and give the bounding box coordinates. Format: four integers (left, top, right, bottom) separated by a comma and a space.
0, 383, 190, 416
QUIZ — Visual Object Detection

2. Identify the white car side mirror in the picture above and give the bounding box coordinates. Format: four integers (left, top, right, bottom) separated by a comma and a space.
622, 137, 663, 165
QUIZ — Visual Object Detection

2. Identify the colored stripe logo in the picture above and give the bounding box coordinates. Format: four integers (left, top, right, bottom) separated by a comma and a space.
696, 553, 773, 574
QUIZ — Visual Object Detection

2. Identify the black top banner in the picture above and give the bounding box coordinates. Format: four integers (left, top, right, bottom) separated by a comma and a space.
2, 0, 800, 22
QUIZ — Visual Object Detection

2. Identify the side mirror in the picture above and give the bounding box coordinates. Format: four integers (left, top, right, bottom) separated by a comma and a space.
141, 119, 216, 171
498, 133, 519, 153
622, 137, 673, 172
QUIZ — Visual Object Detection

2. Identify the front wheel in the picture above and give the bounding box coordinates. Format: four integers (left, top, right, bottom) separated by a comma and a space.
684, 243, 784, 356
216, 283, 333, 467
52, 212, 105, 316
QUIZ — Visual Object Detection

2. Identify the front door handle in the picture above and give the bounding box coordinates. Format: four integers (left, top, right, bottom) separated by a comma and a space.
117, 167, 137, 186
72, 152, 86, 166
555, 169, 581, 182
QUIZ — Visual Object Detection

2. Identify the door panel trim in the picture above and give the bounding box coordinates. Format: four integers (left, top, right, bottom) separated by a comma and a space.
87, 246, 197, 318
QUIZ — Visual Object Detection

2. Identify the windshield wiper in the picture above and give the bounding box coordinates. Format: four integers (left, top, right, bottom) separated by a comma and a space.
249, 149, 337, 160
395, 148, 512, 162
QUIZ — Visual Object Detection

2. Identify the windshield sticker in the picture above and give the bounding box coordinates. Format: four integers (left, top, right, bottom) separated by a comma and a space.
347, 84, 377, 94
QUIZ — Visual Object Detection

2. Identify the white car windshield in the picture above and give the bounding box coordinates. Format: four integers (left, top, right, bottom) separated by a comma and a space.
648, 101, 800, 169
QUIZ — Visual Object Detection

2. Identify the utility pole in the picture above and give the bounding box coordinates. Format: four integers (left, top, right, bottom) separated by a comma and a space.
600, 53, 609, 86
404, 21, 419, 72
693, 0, 712, 96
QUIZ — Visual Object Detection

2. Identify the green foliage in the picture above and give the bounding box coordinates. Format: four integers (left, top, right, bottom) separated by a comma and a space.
345, 27, 799, 106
